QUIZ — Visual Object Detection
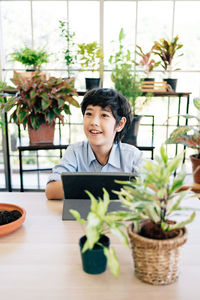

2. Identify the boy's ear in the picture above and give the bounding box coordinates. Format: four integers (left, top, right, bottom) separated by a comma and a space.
116, 117, 126, 132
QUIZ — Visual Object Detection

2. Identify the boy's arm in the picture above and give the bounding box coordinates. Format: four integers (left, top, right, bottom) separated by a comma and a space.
45, 180, 64, 200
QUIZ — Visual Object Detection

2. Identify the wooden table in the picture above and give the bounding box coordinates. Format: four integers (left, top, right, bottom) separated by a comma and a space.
0, 192, 200, 300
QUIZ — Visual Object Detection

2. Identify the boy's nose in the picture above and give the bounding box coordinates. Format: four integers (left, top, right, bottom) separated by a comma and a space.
91, 115, 100, 126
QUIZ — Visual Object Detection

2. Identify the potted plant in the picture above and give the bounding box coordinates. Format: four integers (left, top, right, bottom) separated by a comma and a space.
9, 46, 50, 79
77, 41, 103, 90
109, 28, 150, 146
133, 45, 160, 81
166, 97, 200, 183
113, 145, 196, 285
69, 189, 129, 277
59, 20, 77, 84
152, 35, 183, 91
0, 71, 80, 144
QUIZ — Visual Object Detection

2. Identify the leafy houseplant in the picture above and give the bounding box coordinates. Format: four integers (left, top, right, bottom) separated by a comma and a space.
59, 20, 77, 80
109, 28, 150, 145
152, 35, 183, 91
77, 41, 103, 89
70, 189, 129, 277
114, 145, 195, 285
0, 81, 16, 129
10, 46, 50, 70
133, 45, 160, 79
0, 71, 80, 144
109, 28, 142, 114
166, 97, 200, 183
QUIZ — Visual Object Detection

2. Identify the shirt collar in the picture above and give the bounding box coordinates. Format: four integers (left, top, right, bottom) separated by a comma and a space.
87, 142, 120, 169
107, 142, 120, 169
88, 142, 97, 165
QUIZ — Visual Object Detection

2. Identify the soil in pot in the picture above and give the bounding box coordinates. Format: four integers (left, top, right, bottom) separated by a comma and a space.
140, 220, 180, 240
79, 235, 109, 274
0, 210, 22, 225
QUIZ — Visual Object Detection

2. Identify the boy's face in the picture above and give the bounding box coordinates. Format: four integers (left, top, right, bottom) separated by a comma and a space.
83, 105, 125, 150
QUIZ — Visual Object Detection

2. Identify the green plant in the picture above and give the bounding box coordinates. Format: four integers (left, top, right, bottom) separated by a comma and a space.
109, 28, 149, 114
0, 81, 16, 129
70, 189, 129, 278
0, 71, 80, 130
133, 45, 160, 77
152, 35, 183, 72
10, 46, 50, 70
166, 98, 200, 158
59, 20, 77, 77
77, 42, 103, 72
114, 145, 195, 234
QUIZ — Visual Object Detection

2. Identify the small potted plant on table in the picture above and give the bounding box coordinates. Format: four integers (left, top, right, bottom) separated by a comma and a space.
77, 41, 103, 90
152, 35, 183, 91
70, 189, 129, 277
114, 145, 195, 285
0, 71, 80, 144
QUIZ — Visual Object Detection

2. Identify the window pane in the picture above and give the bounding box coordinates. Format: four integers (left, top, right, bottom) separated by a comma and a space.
69, 1, 99, 43
1, 1, 31, 69
104, 1, 136, 68
174, 1, 200, 70
33, 1, 67, 69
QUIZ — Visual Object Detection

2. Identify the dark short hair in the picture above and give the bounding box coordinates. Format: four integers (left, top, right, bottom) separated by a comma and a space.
81, 88, 133, 142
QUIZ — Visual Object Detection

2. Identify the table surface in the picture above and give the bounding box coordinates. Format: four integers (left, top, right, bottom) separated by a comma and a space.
0, 192, 200, 300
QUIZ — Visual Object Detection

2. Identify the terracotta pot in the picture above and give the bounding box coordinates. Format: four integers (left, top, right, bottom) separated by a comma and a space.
28, 123, 55, 144
127, 222, 187, 285
0, 203, 26, 237
190, 154, 200, 184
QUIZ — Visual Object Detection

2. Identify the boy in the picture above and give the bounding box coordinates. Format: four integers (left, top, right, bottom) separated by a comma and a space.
45, 88, 143, 199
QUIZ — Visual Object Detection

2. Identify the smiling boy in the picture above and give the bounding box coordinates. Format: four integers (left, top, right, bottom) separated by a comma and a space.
45, 88, 143, 200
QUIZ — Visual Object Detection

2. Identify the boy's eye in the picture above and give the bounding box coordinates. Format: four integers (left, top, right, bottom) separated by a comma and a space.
85, 112, 92, 116
102, 113, 109, 118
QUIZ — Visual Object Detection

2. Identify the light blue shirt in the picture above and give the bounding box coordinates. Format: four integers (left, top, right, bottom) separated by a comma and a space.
47, 141, 143, 182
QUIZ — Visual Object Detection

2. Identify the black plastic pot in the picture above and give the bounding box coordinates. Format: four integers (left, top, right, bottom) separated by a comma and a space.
141, 78, 155, 82
79, 235, 110, 274
85, 78, 100, 90
121, 115, 142, 146
163, 78, 177, 92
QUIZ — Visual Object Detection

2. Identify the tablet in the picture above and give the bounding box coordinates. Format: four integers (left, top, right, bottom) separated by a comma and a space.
61, 172, 135, 220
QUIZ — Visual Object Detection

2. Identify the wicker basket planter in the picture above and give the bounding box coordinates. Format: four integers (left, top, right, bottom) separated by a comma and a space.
128, 223, 187, 285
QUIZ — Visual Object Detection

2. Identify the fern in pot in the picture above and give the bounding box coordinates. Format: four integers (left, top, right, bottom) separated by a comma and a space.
113, 145, 195, 285
9, 46, 50, 79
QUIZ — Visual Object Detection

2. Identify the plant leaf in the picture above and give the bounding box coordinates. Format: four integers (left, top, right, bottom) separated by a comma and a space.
104, 246, 120, 278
